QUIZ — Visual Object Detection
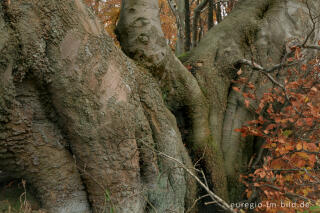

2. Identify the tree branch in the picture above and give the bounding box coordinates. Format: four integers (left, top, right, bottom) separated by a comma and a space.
262, 184, 316, 203
192, 0, 230, 47
139, 140, 236, 213
192, 0, 209, 47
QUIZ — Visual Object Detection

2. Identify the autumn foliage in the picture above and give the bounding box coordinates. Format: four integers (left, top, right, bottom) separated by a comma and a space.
84, 0, 237, 51
234, 48, 320, 212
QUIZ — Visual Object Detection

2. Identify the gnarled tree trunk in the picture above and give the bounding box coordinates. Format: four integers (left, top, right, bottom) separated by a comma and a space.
1, 0, 319, 212
183, 0, 320, 201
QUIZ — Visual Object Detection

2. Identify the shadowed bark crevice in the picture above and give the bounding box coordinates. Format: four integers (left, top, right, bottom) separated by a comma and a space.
135, 68, 197, 212
1, 75, 91, 212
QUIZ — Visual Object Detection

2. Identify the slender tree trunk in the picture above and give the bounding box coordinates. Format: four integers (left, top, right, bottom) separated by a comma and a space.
184, 0, 191, 51
192, 0, 209, 48
167, 0, 185, 56
208, 0, 214, 30
177, 0, 186, 55
215, 0, 222, 23
198, 16, 203, 42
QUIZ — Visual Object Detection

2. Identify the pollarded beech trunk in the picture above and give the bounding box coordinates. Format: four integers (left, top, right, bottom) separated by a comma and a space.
1, 0, 320, 212
0, 0, 195, 212
183, 0, 320, 201
116, 0, 229, 201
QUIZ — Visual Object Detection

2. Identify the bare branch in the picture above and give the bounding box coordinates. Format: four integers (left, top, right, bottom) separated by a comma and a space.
301, 0, 317, 48
303, 45, 320, 50
262, 184, 316, 203
186, 195, 210, 213
139, 140, 236, 213
237, 59, 298, 73
236, 59, 302, 115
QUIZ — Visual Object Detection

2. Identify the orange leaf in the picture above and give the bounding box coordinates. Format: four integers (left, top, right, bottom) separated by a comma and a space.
266, 123, 276, 130
232, 87, 240, 92
244, 99, 250, 108
297, 152, 309, 159
301, 64, 307, 71
296, 143, 303, 151
270, 159, 286, 169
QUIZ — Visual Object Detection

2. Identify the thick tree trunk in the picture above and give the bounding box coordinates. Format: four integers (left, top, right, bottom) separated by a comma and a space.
184, 0, 320, 201
1, 0, 198, 212
1, 0, 320, 212
116, 0, 229, 202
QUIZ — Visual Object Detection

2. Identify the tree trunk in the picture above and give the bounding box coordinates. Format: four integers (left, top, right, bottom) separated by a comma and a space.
184, 0, 191, 51
116, 0, 229, 202
215, 0, 222, 23
1, 0, 320, 212
184, 0, 320, 201
192, 0, 209, 48
167, 0, 185, 56
208, 0, 214, 30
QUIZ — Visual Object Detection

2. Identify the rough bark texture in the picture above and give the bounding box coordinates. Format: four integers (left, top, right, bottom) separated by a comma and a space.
215, 0, 222, 23
208, 0, 214, 30
1, 0, 320, 212
184, 0, 191, 52
0, 0, 196, 212
167, 0, 185, 56
192, 0, 209, 48
116, 0, 229, 202
184, 0, 320, 201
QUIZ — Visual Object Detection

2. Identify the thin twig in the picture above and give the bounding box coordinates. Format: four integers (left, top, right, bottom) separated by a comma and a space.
262, 184, 316, 203
139, 140, 236, 213
186, 194, 210, 213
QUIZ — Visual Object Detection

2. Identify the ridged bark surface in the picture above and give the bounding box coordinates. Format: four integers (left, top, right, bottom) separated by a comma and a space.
1, 0, 319, 212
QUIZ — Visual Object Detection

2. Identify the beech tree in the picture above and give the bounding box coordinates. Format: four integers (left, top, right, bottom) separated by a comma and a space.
0, 0, 319, 213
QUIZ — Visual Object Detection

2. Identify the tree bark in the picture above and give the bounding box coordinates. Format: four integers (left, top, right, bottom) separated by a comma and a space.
1, 0, 197, 212
116, 0, 229, 202
1, 0, 320, 212
167, 0, 185, 56
215, 0, 222, 23
208, 0, 214, 30
184, 0, 191, 51
184, 0, 320, 201
192, 0, 209, 48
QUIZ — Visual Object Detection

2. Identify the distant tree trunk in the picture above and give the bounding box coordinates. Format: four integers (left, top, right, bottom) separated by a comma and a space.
227, 0, 236, 12
167, 0, 185, 55
208, 0, 214, 30
215, 0, 222, 23
177, 0, 186, 55
192, 0, 209, 47
198, 16, 203, 42
1, 0, 319, 212
184, 0, 191, 51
